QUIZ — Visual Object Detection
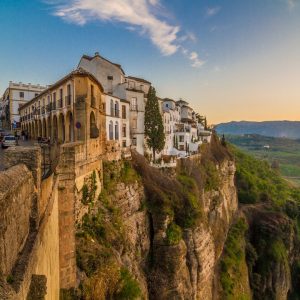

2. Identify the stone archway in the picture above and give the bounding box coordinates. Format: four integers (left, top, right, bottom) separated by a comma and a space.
42, 119, 47, 138
47, 116, 51, 140
66, 111, 74, 143
58, 113, 65, 143
52, 115, 58, 142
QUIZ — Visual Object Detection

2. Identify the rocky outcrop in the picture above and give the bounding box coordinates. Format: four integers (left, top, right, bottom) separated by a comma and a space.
112, 181, 150, 297
146, 159, 238, 300
242, 205, 295, 300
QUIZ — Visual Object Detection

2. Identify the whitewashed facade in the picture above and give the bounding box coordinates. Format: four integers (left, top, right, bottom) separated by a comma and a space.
104, 94, 130, 148
78, 52, 151, 155
0, 82, 46, 130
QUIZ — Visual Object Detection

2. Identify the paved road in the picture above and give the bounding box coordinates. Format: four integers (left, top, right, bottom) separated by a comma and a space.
0, 139, 35, 171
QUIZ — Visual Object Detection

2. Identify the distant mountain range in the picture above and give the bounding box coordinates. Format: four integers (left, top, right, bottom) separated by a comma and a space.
215, 121, 300, 139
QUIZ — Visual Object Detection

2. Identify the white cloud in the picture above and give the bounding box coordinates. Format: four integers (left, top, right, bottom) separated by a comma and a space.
178, 31, 197, 43
189, 51, 205, 68
206, 6, 221, 17
53, 0, 179, 55
50, 0, 204, 66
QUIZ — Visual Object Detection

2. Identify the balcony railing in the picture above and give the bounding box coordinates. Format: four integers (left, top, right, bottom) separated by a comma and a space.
65, 95, 72, 106
57, 98, 63, 109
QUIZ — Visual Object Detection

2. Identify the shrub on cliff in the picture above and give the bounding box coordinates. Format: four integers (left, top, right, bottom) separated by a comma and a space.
220, 218, 249, 299
166, 222, 182, 245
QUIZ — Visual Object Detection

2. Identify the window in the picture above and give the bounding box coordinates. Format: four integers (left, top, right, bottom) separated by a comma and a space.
90, 111, 99, 138
59, 88, 63, 107
115, 121, 119, 140
122, 140, 127, 147
53, 92, 56, 109
128, 81, 134, 89
35, 93, 39, 97
67, 84, 71, 105
179, 145, 184, 151
140, 84, 144, 91
131, 97, 137, 110
179, 135, 184, 142
110, 99, 114, 116
132, 137, 137, 146
107, 75, 113, 80
115, 101, 119, 117
19, 92, 24, 98
122, 124, 126, 137
122, 105, 126, 119
109, 121, 113, 140
91, 85, 94, 97
132, 118, 137, 129
91, 85, 95, 107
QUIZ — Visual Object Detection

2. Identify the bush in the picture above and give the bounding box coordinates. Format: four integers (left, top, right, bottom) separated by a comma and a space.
166, 222, 182, 245
114, 268, 141, 300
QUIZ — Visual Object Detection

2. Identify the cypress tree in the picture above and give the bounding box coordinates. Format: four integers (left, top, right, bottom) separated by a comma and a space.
144, 87, 165, 161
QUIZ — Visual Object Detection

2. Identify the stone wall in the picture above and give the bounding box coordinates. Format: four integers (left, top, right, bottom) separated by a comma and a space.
56, 144, 77, 289
0, 141, 105, 298
0, 164, 36, 276
34, 178, 60, 300
0, 147, 60, 300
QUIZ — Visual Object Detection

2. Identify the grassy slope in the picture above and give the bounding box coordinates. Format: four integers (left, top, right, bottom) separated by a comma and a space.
220, 144, 300, 299
225, 134, 300, 187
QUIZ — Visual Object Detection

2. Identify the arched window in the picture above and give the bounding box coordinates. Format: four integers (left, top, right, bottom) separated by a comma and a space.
115, 101, 119, 117
110, 99, 114, 116
109, 121, 114, 140
90, 111, 99, 138
115, 121, 119, 140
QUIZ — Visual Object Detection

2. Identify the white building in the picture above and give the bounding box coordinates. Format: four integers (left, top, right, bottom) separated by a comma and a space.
104, 94, 130, 148
78, 52, 151, 155
0, 81, 46, 130
161, 98, 181, 155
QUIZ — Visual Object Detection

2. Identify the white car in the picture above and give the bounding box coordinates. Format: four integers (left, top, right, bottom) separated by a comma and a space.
1, 135, 17, 148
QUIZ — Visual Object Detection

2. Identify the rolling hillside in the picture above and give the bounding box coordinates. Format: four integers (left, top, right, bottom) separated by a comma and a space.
216, 121, 300, 139
224, 134, 300, 187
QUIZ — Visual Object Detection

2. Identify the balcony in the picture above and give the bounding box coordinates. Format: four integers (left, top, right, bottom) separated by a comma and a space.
91, 96, 96, 108
130, 104, 138, 111
65, 95, 72, 106
57, 98, 63, 109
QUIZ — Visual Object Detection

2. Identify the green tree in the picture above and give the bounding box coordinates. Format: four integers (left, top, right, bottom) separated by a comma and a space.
144, 87, 165, 161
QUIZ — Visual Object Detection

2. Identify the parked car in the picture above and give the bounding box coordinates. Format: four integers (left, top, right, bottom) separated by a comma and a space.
1, 135, 17, 148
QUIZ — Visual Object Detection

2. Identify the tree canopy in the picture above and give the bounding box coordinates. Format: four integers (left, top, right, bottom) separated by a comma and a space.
144, 86, 165, 161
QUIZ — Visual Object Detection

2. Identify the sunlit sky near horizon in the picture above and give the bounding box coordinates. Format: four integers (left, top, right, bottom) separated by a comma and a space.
0, 0, 300, 124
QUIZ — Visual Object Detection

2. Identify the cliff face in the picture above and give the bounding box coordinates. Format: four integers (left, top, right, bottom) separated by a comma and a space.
147, 159, 238, 300
74, 137, 240, 300
75, 137, 300, 300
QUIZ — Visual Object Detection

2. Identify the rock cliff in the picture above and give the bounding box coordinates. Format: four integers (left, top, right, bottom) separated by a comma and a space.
72, 135, 241, 300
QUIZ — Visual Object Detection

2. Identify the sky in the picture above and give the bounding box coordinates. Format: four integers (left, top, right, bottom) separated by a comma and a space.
0, 0, 300, 124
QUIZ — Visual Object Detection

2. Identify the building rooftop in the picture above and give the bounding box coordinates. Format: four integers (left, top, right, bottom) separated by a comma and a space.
80, 52, 125, 74
20, 68, 104, 110
126, 76, 151, 84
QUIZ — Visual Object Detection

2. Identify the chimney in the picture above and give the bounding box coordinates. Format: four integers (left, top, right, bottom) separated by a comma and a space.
95, 52, 100, 56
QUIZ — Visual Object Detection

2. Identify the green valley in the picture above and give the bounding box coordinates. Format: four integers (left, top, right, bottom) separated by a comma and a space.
224, 134, 300, 187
